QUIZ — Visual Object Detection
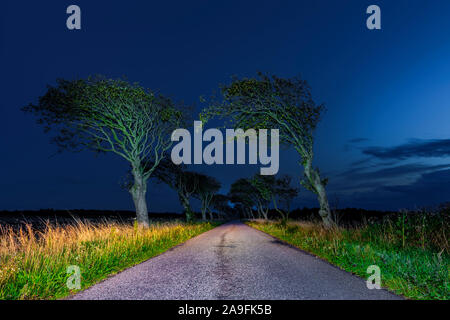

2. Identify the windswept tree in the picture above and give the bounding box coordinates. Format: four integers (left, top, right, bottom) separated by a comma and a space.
201, 73, 333, 227
211, 194, 232, 220
151, 159, 200, 222
193, 174, 221, 220
250, 174, 298, 222
273, 175, 298, 223
228, 178, 258, 219
249, 175, 275, 220
23, 77, 185, 227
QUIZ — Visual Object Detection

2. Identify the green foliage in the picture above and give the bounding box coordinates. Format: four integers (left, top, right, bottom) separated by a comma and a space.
0, 221, 217, 300
23, 76, 185, 177
249, 175, 276, 202
23, 76, 189, 225
247, 216, 449, 300
194, 174, 221, 200
201, 73, 332, 226
211, 194, 232, 218
249, 174, 298, 222
200, 72, 324, 158
151, 160, 221, 221
228, 178, 260, 216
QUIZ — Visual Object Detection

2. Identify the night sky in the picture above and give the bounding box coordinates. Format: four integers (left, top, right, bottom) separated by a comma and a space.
1, 0, 449, 212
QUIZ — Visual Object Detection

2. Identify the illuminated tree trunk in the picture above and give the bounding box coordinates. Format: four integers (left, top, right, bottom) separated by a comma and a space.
179, 192, 194, 222
200, 197, 209, 220
201, 204, 207, 221
130, 168, 150, 228
257, 202, 268, 220
303, 159, 333, 228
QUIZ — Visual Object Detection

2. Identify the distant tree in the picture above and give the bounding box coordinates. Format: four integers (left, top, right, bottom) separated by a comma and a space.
23, 77, 184, 227
193, 174, 221, 220
151, 159, 200, 222
249, 175, 275, 220
228, 178, 259, 219
250, 174, 298, 222
273, 175, 298, 224
211, 194, 232, 219
201, 73, 333, 227
233, 203, 248, 219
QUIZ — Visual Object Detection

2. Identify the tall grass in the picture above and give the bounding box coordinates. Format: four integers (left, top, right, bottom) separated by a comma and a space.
247, 211, 449, 300
0, 220, 216, 300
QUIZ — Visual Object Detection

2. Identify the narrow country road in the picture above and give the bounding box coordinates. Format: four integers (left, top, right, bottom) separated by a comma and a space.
71, 221, 401, 300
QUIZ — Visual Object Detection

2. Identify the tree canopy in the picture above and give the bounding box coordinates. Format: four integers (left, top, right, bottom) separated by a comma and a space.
24, 76, 186, 226
193, 174, 221, 220
201, 73, 333, 227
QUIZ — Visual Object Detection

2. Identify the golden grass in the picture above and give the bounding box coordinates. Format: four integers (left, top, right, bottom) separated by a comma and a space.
0, 220, 216, 300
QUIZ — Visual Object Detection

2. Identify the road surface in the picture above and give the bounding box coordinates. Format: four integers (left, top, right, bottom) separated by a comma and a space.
71, 221, 401, 300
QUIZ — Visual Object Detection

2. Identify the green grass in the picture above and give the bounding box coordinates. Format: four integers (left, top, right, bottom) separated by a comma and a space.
0, 220, 218, 300
247, 219, 449, 300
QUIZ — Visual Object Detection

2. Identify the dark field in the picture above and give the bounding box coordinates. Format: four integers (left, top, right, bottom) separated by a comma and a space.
0, 210, 185, 233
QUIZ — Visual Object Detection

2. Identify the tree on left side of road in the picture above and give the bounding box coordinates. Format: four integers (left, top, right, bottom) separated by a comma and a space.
193, 174, 221, 220
151, 159, 201, 222
23, 76, 185, 227
228, 178, 259, 219
211, 194, 233, 220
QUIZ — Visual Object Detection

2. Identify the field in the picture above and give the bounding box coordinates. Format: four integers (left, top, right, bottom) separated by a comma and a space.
0, 213, 217, 300
247, 211, 449, 300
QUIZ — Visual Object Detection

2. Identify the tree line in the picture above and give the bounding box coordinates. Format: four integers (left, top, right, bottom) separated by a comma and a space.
23, 73, 333, 227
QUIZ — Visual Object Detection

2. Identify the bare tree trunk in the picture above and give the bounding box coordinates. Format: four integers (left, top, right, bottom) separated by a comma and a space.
248, 208, 255, 219
303, 159, 333, 228
201, 205, 207, 221
179, 192, 194, 222
257, 202, 268, 220
257, 208, 262, 219
130, 168, 150, 228
245, 208, 252, 219
262, 208, 268, 220
201, 194, 214, 220
200, 198, 208, 220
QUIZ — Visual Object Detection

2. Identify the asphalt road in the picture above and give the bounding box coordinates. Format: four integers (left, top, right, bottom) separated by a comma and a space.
71, 221, 401, 300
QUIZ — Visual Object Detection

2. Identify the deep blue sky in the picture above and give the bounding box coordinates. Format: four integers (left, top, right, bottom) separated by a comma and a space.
1, 0, 449, 212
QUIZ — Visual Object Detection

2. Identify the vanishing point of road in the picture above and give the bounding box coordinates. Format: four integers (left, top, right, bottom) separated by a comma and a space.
72, 221, 401, 300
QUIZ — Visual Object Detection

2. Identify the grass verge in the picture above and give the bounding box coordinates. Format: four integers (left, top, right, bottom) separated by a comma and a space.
246, 219, 449, 300
0, 220, 217, 300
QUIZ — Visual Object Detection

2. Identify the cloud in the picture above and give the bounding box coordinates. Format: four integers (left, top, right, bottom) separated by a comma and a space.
363, 139, 450, 160
332, 137, 450, 209
339, 163, 450, 182
383, 169, 450, 195
344, 138, 370, 152
348, 138, 369, 144
328, 169, 450, 210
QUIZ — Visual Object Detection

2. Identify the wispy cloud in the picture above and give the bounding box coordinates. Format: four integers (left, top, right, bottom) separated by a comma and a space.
326, 169, 450, 210
383, 169, 450, 195
344, 138, 370, 152
339, 163, 450, 181
362, 139, 450, 160
348, 138, 369, 144
330, 137, 450, 209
